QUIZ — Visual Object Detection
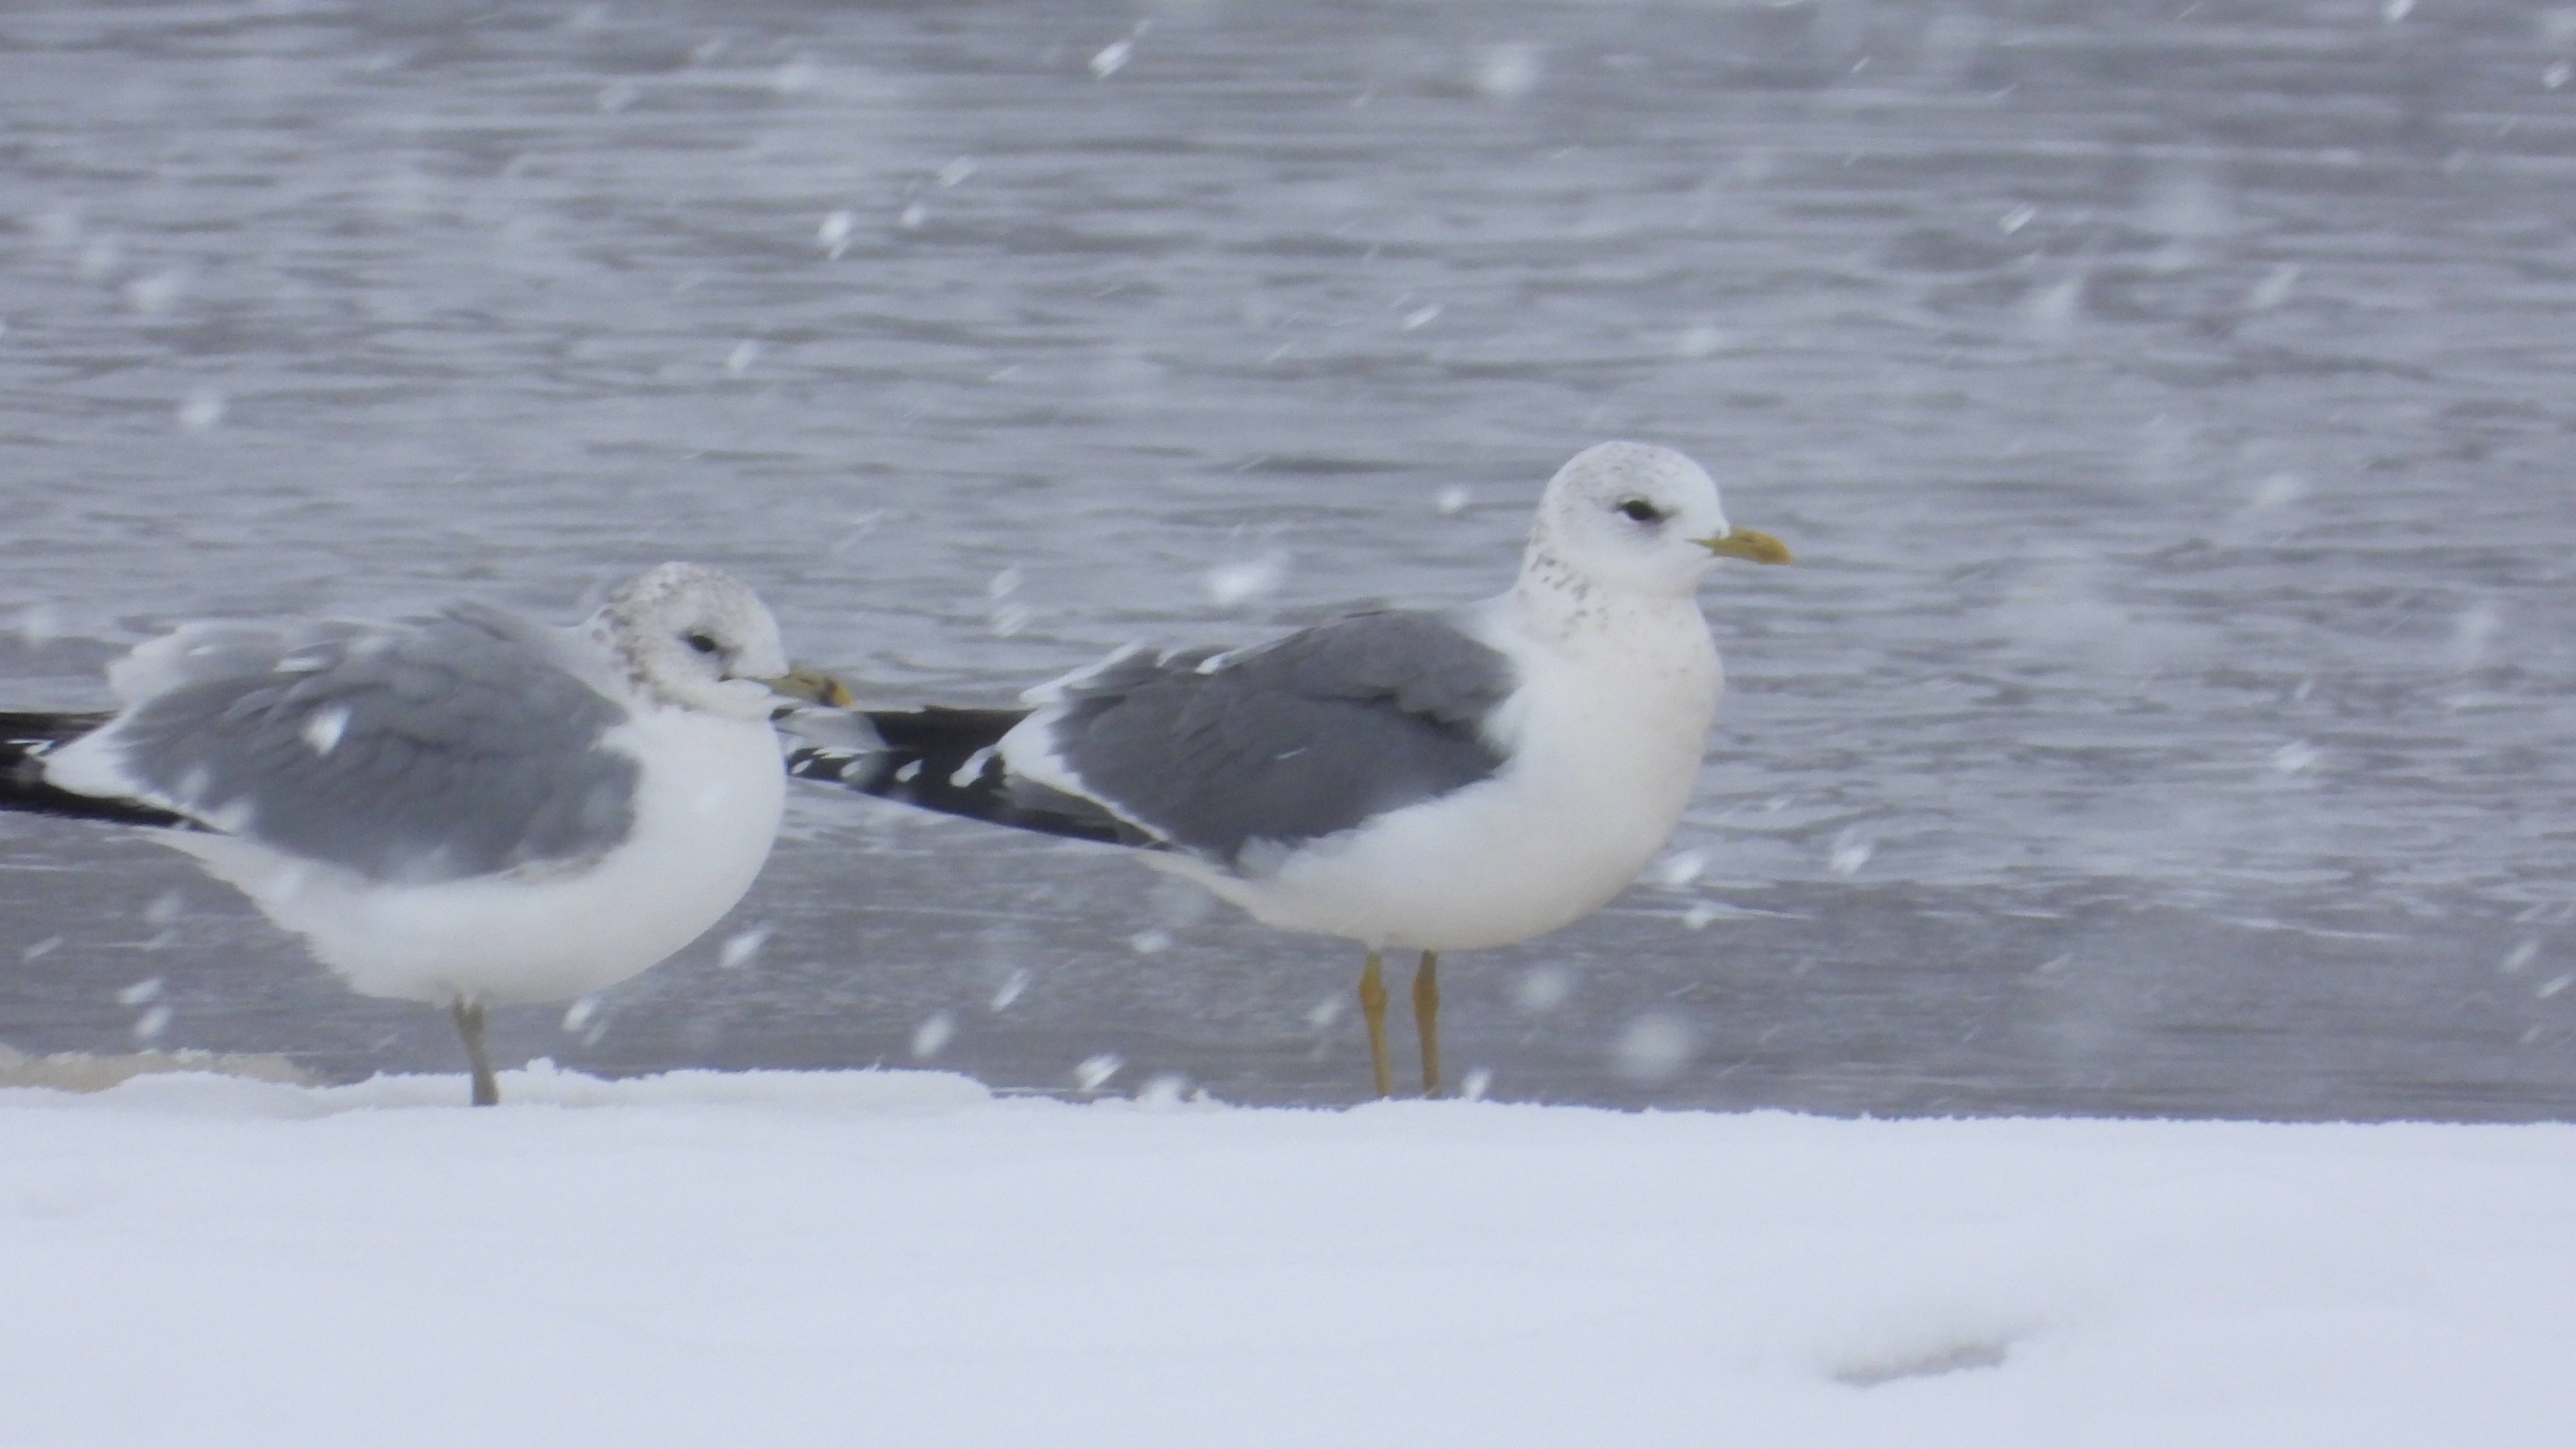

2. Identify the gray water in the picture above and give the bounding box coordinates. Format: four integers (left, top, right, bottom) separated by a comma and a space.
3, 0, 2572, 1118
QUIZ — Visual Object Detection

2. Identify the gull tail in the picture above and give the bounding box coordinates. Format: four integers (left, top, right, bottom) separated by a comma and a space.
784, 707, 1147, 849
0, 710, 192, 829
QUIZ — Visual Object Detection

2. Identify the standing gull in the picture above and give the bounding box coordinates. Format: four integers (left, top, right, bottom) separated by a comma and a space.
0, 564, 845, 1105
789, 442, 1791, 1097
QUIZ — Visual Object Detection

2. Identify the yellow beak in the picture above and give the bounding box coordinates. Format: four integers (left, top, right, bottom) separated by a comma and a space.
758, 666, 857, 708
1695, 526, 1794, 565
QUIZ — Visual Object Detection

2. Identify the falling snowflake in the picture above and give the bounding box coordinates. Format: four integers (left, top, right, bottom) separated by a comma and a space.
911, 1012, 956, 1059
717, 926, 772, 970
818, 210, 854, 258
991, 968, 1030, 1011
1474, 43, 1543, 101
1203, 553, 1289, 607
177, 391, 227, 432
1513, 967, 1572, 1015
1655, 849, 1708, 888
2269, 741, 2321, 775
1611, 1015, 1694, 1084
1828, 830, 1873, 877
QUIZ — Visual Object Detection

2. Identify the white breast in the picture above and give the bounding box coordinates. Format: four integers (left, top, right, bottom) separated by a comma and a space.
165, 708, 787, 1007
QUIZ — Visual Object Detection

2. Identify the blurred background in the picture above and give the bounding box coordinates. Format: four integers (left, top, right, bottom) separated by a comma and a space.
1, 0, 2570, 1116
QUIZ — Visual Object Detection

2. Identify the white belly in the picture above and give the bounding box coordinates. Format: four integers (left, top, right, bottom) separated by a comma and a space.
165, 710, 787, 1007
1177, 635, 1720, 953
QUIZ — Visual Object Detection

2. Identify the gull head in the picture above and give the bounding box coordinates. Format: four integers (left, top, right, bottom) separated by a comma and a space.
1528, 441, 1791, 599
595, 563, 797, 720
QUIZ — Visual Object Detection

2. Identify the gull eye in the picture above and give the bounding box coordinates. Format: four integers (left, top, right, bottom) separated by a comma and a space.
683, 631, 722, 656
1615, 499, 1665, 524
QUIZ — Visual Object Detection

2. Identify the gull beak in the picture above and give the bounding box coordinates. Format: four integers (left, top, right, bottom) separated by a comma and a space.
757, 666, 857, 709
1695, 526, 1794, 565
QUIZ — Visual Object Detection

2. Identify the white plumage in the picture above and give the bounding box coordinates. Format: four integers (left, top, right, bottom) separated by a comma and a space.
800, 443, 1791, 1097
33, 564, 825, 1105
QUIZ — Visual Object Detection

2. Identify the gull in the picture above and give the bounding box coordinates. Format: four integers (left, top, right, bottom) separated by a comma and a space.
0, 564, 845, 1105
788, 442, 1791, 1097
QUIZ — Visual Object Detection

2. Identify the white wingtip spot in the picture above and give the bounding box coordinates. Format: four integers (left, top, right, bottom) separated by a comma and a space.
949, 746, 996, 788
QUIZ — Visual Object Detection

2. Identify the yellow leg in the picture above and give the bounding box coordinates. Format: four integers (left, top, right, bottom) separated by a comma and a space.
1358, 950, 1392, 1099
1414, 950, 1442, 1097
451, 997, 499, 1107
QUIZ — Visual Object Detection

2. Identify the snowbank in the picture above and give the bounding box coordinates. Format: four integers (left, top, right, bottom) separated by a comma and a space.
2, 1066, 2569, 1448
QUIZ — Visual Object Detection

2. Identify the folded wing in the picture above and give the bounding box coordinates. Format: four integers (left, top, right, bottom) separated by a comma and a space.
41, 605, 641, 883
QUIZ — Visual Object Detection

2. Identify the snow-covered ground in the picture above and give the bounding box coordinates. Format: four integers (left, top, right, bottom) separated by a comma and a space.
3, 1066, 2569, 1448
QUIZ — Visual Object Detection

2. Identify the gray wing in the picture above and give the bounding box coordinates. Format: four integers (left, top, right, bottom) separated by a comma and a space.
91, 603, 638, 883
1033, 611, 1516, 865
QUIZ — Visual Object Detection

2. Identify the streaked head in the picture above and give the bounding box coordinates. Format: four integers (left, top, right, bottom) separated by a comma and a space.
1529, 441, 1792, 598
596, 564, 795, 720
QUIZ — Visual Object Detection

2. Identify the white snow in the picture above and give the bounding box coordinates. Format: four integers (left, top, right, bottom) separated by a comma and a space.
1, 1067, 2571, 1448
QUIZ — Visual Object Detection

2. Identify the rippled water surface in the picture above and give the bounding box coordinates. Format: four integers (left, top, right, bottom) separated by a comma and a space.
4, 0, 2573, 1117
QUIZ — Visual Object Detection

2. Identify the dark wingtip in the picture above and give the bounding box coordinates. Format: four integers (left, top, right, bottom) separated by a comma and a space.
787, 706, 1144, 849
0, 712, 197, 830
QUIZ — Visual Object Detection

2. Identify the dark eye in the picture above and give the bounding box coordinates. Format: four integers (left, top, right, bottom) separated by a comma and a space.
683, 631, 722, 656
1615, 499, 1665, 524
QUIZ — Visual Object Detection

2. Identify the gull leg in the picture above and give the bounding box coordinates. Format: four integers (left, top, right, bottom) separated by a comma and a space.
1414, 950, 1442, 1098
1358, 950, 1392, 1099
450, 997, 499, 1107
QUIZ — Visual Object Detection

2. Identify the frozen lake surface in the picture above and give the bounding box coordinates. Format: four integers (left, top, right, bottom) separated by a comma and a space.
3, 0, 2573, 1116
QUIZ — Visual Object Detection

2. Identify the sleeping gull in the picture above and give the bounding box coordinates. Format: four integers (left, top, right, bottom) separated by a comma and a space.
0, 564, 847, 1105
787, 442, 1791, 1097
